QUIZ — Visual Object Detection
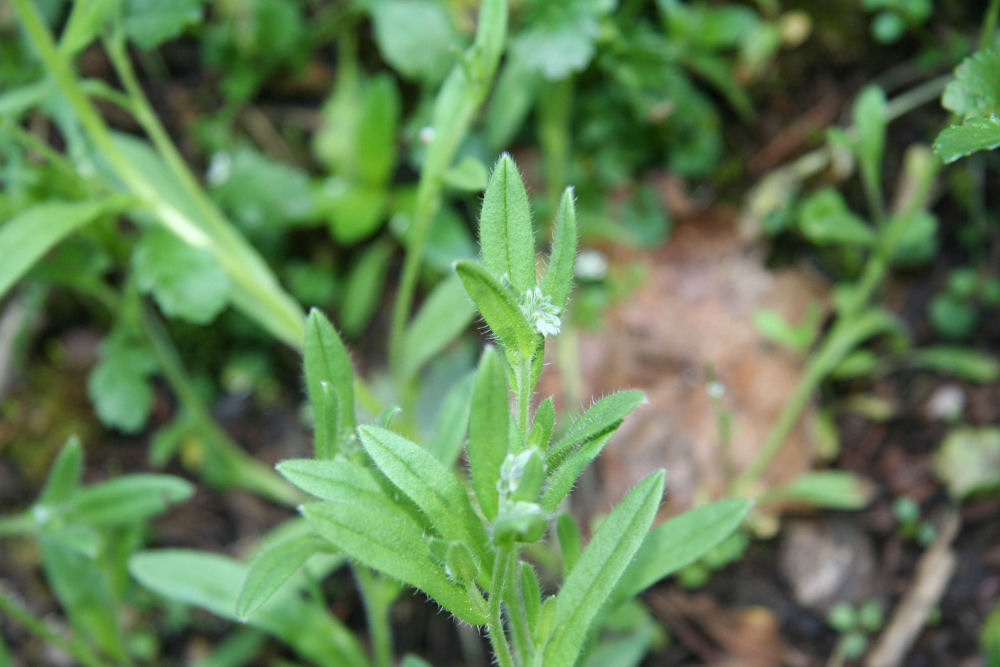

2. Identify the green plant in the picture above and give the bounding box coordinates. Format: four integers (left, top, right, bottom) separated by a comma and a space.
928, 268, 1000, 340
892, 495, 936, 546
827, 600, 885, 664
0, 437, 193, 665
127, 155, 752, 667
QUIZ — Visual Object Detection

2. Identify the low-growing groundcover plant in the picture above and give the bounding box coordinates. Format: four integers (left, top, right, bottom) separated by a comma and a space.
127, 156, 751, 666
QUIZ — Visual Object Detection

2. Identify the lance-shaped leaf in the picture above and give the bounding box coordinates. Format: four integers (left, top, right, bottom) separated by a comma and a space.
304, 309, 356, 459
236, 534, 334, 620
0, 198, 117, 301
546, 390, 645, 468
541, 431, 614, 512
302, 501, 486, 625
541, 187, 577, 314
39, 437, 84, 504
528, 396, 555, 450
277, 459, 385, 502
359, 425, 492, 569
455, 260, 540, 357
428, 371, 475, 467
542, 470, 665, 666
129, 549, 367, 667
468, 347, 509, 520
480, 153, 536, 293
63, 474, 193, 528
611, 497, 752, 605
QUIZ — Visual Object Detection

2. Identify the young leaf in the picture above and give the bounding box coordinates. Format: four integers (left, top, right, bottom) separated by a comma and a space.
133, 226, 231, 324
358, 425, 492, 569
58, 0, 117, 56
479, 153, 536, 294
521, 562, 542, 629
455, 260, 540, 357
402, 273, 477, 380
546, 390, 646, 467
797, 188, 876, 247
302, 502, 487, 625
236, 534, 333, 620
129, 549, 368, 667
528, 396, 556, 450
612, 497, 752, 604
542, 471, 665, 666
468, 347, 509, 520
934, 116, 1000, 163
63, 474, 193, 528
369, 0, 461, 83
39, 437, 84, 504
0, 199, 116, 301
357, 73, 400, 185
304, 309, 356, 459
87, 333, 157, 434
910, 345, 1000, 383
541, 186, 578, 314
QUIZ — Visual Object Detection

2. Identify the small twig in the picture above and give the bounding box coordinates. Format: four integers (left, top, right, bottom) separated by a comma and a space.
865, 510, 960, 667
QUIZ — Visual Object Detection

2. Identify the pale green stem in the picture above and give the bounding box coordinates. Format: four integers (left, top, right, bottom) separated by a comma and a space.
0, 589, 109, 667
0, 513, 33, 536
354, 567, 393, 667
488, 546, 516, 667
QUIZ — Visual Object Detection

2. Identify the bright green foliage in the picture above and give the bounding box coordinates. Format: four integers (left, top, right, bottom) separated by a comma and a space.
456, 260, 541, 357
541, 188, 579, 315
542, 471, 665, 667
935, 49, 1000, 162
0, 199, 117, 300
236, 534, 335, 620
304, 309, 357, 458
87, 331, 157, 433
546, 390, 646, 466
760, 471, 873, 510
468, 346, 510, 521
369, 0, 462, 83
512, 0, 616, 81
133, 226, 230, 324
797, 188, 876, 247
123, 0, 204, 50
480, 154, 537, 294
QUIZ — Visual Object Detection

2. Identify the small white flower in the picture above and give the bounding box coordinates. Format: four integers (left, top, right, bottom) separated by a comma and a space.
418, 126, 436, 145
519, 286, 562, 337
206, 151, 232, 186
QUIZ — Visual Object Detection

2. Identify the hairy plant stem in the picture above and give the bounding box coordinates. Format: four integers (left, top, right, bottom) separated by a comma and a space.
12, 0, 305, 348
354, 567, 393, 667
517, 355, 534, 440
388, 0, 507, 377
0, 588, 109, 667
488, 546, 517, 667
505, 559, 533, 664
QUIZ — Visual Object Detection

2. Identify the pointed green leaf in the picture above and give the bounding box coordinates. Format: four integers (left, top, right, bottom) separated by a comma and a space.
39, 437, 84, 504
59, 0, 118, 56
236, 535, 333, 620
934, 116, 1000, 163
129, 549, 367, 667
402, 273, 477, 380
468, 347, 509, 520
63, 474, 193, 528
359, 425, 492, 569
455, 260, 540, 357
853, 85, 887, 200
521, 561, 542, 629
543, 471, 665, 666
612, 497, 752, 605
797, 188, 876, 247
0, 199, 116, 301
357, 73, 400, 185
546, 390, 646, 467
557, 513, 581, 576
541, 431, 614, 512
480, 153, 536, 293
304, 309, 356, 458
276, 459, 385, 501
302, 502, 486, 624
761, 471, 873, 510
123, 0, 203, 50
910, 345, 1000, 384
339, 239, 393, 338
527, 396, 555, 450
541, 187, 578, 313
